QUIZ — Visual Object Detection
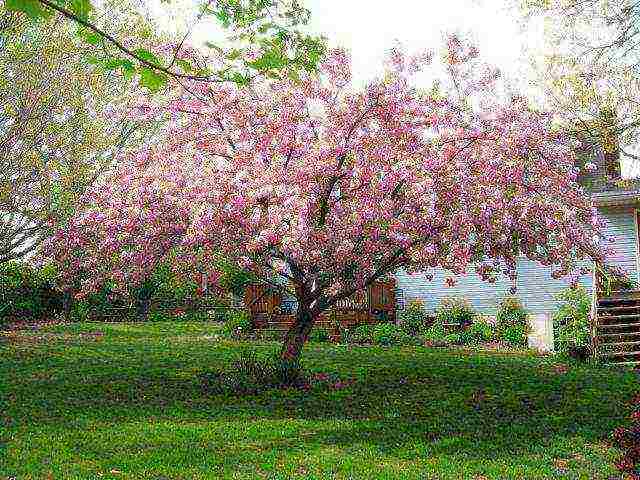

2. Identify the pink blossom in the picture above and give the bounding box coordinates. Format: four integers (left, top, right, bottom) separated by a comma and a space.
43, 38, 610, 340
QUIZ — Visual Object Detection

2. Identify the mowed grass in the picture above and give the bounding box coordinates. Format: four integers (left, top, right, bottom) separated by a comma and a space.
1, 321, 638, 480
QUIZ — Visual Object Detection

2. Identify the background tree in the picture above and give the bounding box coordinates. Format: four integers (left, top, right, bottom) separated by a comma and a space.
0, 8, 162, 263
46, 37, 612, 362
4, 0, 326, 91
519, 0, 640, 172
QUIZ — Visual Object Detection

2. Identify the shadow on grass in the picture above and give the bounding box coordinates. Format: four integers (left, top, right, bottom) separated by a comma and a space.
3, 341, 636, 463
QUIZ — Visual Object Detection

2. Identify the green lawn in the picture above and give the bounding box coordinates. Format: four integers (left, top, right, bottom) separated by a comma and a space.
1, 321, 638, 480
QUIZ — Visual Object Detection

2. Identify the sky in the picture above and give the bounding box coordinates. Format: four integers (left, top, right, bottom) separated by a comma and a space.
146, 0, 545, 91
144, 0, 638, 177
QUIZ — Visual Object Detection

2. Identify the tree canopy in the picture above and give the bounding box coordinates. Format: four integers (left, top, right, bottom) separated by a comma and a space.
520, 0, 640, 167
45, 36, 611, 361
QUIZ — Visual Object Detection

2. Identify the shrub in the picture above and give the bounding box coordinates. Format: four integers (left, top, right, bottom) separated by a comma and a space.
552, 286, 591, 358
373, 322, 417, 346
147, 310, 170, 322
496, 296, 529, 347
611, 392, 640, 479
397, 299, 431, 336
308, 326, 330, 343
443, 332, 463, 345
329, 318, 349, 343
372, 323, 399, 346
501, 325, 528, 347
344, 322, 415, 346
422, 322, 449, 346
182, 309, 211, 322
146, 309, 202, 322
435, 297, 476, 328
200, 350, 306, 395
221, 310, 252, 340
348, 324, 375, 344
0, 261, 63, 325
458, 316, 495, 345
68, 300, 91, 322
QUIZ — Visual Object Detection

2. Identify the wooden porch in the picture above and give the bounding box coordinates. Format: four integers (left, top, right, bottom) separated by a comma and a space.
244, 280, 397, 335
591, 272, 640, 366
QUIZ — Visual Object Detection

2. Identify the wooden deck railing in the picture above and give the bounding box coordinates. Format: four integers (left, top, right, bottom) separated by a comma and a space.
244, 280, 397, 332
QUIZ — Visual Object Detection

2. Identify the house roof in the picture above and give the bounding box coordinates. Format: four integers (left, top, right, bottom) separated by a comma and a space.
579, 145, 640, 206
592, 189, 640, 207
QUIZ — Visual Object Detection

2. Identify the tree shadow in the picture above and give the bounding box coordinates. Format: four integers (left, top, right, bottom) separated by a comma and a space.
2, 341, 637, 473
7, 367, 632, 425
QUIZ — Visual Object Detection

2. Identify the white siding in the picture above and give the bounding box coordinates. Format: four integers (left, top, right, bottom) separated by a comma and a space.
599, 206, 639, 282
395, 206, 638, 315
395, 268, 513, 315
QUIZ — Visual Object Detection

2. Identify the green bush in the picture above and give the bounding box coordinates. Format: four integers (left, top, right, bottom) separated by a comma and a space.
348, 324, 375, 344
0, 261, 63, 325
496, 296, 529, 346
435, 297, 476, 328
443, 332, 463, 345
372, 323, 398, 346
397, 299, 431, 336
343, 323, 415, 346
330, 318, 350, 343
501, 325, 528, 347
422, 322, 448, 345
458, 316, 495, 345
146, 309, 203, 323
68, 300, 91, 322
372, 323, 416, 346
182, 309, 211, 322
308, 326, 330, 343
552, 286, 591, 356
200, 349, 306, 395
221, 310, 252, 340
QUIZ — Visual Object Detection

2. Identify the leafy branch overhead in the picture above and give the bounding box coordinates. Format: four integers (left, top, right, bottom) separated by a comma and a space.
5, 0, 327, 91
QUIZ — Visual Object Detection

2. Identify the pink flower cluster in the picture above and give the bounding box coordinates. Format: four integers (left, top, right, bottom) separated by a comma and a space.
45, 36, 611, 318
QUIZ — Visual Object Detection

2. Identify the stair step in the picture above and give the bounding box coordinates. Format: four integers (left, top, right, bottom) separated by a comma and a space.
604, 290, 640, 297
598, 306, 640, 313
598, 314, 640, 321
597, 323, 640, 329
597, 331, 640, 339
597, 350, 640, 357
598, 298, 640, 305
604, 360, 640, 366
598, 306, 640, 311
598, 340, 640, 347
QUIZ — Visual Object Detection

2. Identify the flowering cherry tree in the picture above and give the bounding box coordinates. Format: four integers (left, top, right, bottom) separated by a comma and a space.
46, 36, 611, 362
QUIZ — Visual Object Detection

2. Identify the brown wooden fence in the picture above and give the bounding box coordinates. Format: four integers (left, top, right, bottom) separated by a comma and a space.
244, 280, 396, 333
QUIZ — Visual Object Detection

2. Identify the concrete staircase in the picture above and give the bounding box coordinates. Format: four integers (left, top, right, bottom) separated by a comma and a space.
595, 291, 640, 366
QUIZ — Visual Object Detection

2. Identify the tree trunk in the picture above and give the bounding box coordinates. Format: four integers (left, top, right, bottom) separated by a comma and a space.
62, 290, 73, 318
280, 306, 315, 362
135, 280, 154, 320
136, 296, 151, 319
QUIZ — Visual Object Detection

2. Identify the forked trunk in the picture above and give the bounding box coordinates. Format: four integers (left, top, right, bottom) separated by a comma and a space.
135, 279, 154, 319
280, 306, 315, 362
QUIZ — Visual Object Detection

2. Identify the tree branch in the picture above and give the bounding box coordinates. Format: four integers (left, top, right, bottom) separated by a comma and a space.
37, 0, 222, 83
